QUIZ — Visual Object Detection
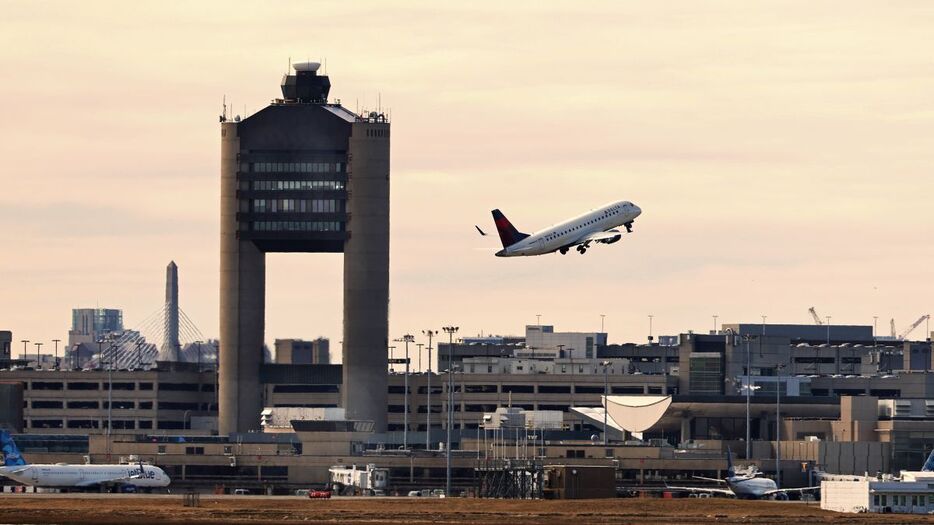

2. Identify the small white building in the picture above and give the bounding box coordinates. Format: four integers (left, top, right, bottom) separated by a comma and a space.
821, 479, 934, 514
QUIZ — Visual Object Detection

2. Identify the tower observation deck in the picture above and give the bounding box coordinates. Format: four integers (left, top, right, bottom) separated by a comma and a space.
219, 62, 390, 434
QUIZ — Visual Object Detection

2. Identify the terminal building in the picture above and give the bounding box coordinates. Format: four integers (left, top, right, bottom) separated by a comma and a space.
2, 320, 933, 493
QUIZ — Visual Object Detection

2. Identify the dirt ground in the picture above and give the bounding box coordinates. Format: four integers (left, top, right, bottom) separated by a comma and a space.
0, 495, 927, 525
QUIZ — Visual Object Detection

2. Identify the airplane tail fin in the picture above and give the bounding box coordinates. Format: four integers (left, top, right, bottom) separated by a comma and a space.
921, 448, 934, 472
0, 430, 26, 467
491, 209, 529, 249
726, 447, 735, 478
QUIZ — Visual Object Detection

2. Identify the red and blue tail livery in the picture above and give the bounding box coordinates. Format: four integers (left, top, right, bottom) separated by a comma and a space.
491, 209, 530, 249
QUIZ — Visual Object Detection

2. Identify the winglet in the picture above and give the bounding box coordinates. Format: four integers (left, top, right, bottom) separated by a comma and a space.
475, 225, 487, 236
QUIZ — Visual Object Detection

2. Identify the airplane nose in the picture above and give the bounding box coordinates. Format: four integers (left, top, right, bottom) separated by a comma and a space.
632, 204, 642, 217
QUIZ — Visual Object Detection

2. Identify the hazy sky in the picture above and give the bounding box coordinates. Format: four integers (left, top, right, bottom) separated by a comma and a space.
1, 1, 933, 366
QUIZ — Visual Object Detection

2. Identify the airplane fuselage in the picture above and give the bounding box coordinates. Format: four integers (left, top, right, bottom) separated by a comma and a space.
495, 200, 641, 257
727, 475, 779, 498
0, 463, 170, 488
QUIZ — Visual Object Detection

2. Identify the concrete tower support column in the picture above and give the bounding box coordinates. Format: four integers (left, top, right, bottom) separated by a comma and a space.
342, 122, 390, 431
219, 122, 266, 435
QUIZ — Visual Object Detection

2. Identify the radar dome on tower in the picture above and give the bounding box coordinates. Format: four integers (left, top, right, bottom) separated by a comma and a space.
293, 61, 321, 73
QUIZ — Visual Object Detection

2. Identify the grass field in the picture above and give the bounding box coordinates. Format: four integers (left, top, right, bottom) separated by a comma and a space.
0, 494, 927, 524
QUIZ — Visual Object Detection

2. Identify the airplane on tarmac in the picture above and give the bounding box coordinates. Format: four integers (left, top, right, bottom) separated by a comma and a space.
666, 448, 820, 500
477, 200, 642, 256
0, 430, 170, 491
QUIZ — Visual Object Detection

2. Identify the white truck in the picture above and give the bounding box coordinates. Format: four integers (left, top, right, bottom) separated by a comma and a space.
328, 464, 389, 496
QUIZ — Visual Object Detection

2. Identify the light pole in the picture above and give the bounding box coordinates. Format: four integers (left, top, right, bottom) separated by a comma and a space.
648, 315, 654, 342
442, 325, 459, 496
713, 315, 718, 334
776, 363, 785, 489
388, 346, 396, 373
395, 334, 415, 451
135, 340, 144, 370
601, 361, 610, 447
20, 340, 29, 363
744, 335, 751, 460
600, 314, 606, 334
416, 343, 423, 372
34, 342, 43, 370
107, 337, 115, 437
52, 339, 60, 370
761, 315, 767, 335
422, 329, 437, 451
568, 348, 575, 408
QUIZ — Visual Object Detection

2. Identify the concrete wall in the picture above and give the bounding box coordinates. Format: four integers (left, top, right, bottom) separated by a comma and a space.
0, 382, 23, 432
821, 479, 871, 513
219, 121, 266, 435
341, 121, 390, 431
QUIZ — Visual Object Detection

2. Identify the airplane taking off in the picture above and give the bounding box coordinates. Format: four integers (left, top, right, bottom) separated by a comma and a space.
666, 449, 819, 499
0, 431, 170, 490
483, 200, 641, 256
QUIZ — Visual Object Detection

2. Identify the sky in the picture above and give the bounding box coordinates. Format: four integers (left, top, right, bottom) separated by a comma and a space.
1, 1, 933, 367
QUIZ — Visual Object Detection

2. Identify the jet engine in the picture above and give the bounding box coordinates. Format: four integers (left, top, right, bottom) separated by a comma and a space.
597, 233, 622, 244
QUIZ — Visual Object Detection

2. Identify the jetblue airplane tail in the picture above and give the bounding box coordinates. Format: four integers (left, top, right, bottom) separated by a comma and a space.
726, 447, 735, 478
922, 448, 934, 472
491, 209, 529, 249
0, 430, 26, 467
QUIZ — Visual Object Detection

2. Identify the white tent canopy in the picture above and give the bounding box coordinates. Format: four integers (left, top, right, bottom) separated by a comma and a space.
603, 395, 672, 433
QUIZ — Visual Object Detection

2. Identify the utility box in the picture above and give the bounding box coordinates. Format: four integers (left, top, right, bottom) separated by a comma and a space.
542, 465, 615, 499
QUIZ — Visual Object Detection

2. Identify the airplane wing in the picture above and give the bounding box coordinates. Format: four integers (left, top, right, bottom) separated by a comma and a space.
761, 486, 821, 496
691, 475, 728, 484
665, 485, 735, 496
75, 473, 144, 487
570, 229, 623, 247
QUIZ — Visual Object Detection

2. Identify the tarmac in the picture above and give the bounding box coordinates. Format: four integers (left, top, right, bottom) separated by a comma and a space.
0, 494, 930, 524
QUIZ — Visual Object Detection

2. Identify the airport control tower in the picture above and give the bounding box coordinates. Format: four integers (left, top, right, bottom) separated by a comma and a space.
219, 62, 390, 434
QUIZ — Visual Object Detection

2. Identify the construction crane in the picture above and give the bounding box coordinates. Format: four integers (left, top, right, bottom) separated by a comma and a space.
808, 307, 823, 325
898, 315, 931, 341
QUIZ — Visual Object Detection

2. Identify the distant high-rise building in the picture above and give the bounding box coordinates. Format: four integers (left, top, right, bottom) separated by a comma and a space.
274, 338, 329, 365
68, 308, 123, 346
0, 331, 11, 361
219, 61, 390, 434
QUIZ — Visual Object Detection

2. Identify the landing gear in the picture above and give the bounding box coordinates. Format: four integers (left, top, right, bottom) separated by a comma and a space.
624, 222, 633, 233
576, 245, 587, 254
559, 247, 569, 255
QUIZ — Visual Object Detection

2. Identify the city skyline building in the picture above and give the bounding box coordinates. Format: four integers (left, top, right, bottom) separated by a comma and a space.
67, 308, 123, 347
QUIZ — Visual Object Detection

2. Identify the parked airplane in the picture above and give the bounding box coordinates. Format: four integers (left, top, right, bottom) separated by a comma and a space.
0, 431, 170, 490
481, 200, 641, 256
666, 449, 819, 499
